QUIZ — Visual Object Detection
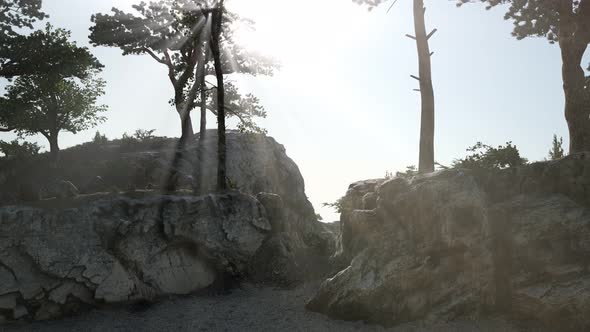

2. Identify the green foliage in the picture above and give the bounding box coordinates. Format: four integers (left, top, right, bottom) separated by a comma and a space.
452, 141, 528, 170
548, 134, 565, 160
456, 0, 590, 78
323, 196, 351, 214
0, 139, 40, 158
0, 70, 107, 138
133, 129, 156, 141
0, 0, 46, 39
89, 0, 276, 133
93, 131, 108, 145
1, 23, 103, 79
221, 81, 268, 134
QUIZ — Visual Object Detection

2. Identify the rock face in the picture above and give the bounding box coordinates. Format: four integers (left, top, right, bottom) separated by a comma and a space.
0, 192, 271, 321
308, 153, 590, 331
0, 132, 334, 323
0, 131, 332, 273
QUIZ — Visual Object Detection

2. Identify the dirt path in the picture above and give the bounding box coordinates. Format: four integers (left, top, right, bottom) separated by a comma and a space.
1, 283, 545, 332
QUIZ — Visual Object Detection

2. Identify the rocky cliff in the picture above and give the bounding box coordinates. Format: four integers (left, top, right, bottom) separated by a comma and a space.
308, 153, 590, 331
0, 132, 334, 323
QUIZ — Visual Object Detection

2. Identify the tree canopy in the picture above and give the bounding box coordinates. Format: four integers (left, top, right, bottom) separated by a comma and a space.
0, 0, 46, 39
1, 23, 103, 79
89, 0, 276, 138
458, 0, 590, 153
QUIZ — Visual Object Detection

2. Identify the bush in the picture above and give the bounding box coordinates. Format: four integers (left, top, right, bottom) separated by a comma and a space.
0, 139, 41, 159
453, 141, 527, 170
134, 129, 156, 141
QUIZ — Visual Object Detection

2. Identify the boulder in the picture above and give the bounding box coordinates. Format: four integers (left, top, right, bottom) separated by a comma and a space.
308, 155, 590, 331
0, 192, 271, 322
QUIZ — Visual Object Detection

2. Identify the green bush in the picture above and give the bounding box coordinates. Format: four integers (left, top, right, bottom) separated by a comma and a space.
0, 139, 41, 159
453, 141, 527, 170
134, 129, 156, 141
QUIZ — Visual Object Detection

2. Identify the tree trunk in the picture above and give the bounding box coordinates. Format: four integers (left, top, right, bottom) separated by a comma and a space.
200, 77, 207, 140
211, 2, 227, 191
48, 132, 59, 163
559, 39, 589, 154
413, 0, 435, 174
194, 78, 208, 195
179, 110, 194, 145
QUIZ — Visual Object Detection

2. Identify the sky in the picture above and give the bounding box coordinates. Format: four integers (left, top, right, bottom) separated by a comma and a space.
1, 0, 589, 222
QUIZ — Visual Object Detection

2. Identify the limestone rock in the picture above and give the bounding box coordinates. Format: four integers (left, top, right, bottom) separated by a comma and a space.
0, 192, 271, 322
309, 156, 590, 331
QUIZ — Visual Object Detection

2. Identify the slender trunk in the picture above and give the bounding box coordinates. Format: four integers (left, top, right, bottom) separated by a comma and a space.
413, 0, 435, 174
559, 39, 589, 153
48, 132, 59, 163
194, 78, 208, 195
200, 77, 207, 140
211, 2, 227, 191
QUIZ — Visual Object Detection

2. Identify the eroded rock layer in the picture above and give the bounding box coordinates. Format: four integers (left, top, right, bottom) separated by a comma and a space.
308, 153, 590, 331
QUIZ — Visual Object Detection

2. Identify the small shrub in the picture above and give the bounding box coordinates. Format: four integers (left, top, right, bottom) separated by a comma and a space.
453, 141, 527, 170
134, 129, 156, 141
396, 165, 418, 178
0, 139, 41, 159
323, 196, 351, 214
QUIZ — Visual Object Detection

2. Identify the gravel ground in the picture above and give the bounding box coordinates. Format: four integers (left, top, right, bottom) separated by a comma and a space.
0, 283, 547, 332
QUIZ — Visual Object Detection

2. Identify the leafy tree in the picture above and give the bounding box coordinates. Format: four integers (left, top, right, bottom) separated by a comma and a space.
354, 0, 437, 173
548, 134, 565, 160
89, 0, 275, 143
0, 34, 107, 161
92, 130, 108, 145
134, 128, 157, 141
452, 141, 528, 170
0, 139, 40, 158
457, 0, 590, 154
1, 19, 102, 79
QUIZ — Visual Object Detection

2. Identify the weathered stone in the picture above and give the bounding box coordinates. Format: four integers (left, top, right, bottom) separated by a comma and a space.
0, 192, 273, 322
0, 293, 17, 310
13, 305, 28, 319
256, 192, 285, 233
34, 302, 62, 321
309, 156, 590, 331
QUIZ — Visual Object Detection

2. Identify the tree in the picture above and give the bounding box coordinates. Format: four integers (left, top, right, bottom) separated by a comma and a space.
457, 0, 590, 154
354, 0, 437, 173
0, 73, 107, 160
549, 134, 565, 160
210, 0, 227, 190
89, 0, 275, 143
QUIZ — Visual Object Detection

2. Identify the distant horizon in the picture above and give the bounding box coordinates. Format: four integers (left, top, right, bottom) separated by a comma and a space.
1, 0, 589, 221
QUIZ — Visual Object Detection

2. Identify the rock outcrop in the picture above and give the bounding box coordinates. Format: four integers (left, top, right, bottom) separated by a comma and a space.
0, 132, 335, 323
0, 192, 272, 322
308, 153, 590, 331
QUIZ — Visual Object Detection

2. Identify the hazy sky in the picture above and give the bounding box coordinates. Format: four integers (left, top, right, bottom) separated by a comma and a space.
1, 0, 589, 221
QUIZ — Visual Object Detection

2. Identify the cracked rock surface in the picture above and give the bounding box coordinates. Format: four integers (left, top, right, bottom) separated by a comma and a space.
0, 192, 271, 322
308, 153, 590, 331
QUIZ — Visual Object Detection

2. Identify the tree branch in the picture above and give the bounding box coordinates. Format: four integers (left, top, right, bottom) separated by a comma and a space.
163, 50, 177, 86
0, 126, 16, 132
142, 48, 167, 65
